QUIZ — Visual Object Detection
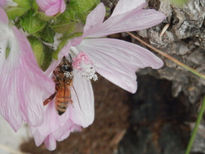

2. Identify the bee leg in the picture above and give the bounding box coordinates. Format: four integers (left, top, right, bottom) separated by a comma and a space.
43, 92, 56, 106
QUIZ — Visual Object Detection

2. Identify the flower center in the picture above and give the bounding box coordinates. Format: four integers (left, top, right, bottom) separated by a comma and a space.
72, 51, 98, 81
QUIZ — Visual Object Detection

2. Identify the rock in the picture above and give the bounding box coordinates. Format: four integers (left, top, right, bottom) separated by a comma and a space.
135, 0, 205, 103
118, 75, 190, 154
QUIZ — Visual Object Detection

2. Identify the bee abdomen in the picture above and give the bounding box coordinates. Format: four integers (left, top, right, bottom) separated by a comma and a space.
56, 101, 68, 115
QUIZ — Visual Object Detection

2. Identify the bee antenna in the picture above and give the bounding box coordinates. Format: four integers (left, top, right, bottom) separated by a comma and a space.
68, 54, 73, 63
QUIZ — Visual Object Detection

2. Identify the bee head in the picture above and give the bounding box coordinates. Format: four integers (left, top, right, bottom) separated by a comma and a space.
60, 64, 72, 73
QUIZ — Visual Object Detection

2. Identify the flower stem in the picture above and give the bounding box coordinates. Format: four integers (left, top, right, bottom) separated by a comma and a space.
127, 32, 205, 80
185, 97, 205, 154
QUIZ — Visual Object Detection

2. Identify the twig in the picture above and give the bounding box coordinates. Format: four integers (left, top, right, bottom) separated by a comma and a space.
127, 32, 205, 80
160, 24, 170, 38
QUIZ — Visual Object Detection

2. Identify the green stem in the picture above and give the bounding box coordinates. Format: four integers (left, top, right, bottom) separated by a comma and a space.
185, 97, 205, 154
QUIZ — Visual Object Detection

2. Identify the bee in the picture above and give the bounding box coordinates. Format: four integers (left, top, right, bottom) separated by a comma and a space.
43, 56, 74, 115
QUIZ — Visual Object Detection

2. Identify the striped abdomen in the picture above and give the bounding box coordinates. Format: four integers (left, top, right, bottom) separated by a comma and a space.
55, 84, 72, 115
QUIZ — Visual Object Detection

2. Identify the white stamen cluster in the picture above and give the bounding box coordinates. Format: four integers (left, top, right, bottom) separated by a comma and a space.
80, 64, 98, 81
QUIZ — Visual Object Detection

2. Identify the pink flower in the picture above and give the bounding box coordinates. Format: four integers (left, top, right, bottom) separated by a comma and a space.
36, 0, 66, 16
70, 0, 166, 93
31, 0, 166, 150
0, 8, 55, 131
0, 0, 6, 7
31, 69, 93, 150
31, 45, 94, 150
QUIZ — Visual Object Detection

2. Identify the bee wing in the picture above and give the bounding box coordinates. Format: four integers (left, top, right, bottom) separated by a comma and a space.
70, 70, 94, 128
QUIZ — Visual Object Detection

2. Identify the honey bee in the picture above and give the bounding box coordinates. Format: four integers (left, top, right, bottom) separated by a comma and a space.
43, 56, 74, 115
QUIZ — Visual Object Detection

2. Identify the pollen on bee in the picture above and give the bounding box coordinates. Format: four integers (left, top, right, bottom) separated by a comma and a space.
64, 72, 73, 78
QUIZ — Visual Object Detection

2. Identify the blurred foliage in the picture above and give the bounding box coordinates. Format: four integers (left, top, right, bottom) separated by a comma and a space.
29, 37, 45, 68
170, 0, 188, 7
5, 0, 100, 69
19, 10, 47, 34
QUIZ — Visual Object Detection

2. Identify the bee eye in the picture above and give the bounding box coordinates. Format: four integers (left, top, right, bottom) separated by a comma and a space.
61, 65, 72, 72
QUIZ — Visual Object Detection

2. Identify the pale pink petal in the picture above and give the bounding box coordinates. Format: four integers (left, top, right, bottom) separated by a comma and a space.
77, 38, 163, 93
60, 0, 66, 13
70, 70, 94, 127
52, 120, 81, 142
35, 121, 80, 151
85, 9, 166, 38
44, 135, 56, 151
31, 101, 81, 150
13, 27, 55, 126
111, 0, 146, 17
83, 3, 105, 34
0, 0, 6, 7
36, 0, 65, 16
36, 0, 51, 10
0, 8, 8, 24
0, 16, 55, 130
31, 102, 68, 146
45, 2, 61, 16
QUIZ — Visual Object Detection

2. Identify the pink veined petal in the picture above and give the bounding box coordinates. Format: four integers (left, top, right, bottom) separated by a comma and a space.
52, 119, 81, 142
36, 0, 51, 10
45, 2, 61, 16
70, 70, 94, 128
36, 0, 65, 16
13, 27, 54, 94
31, 101, 81, 150
31, 101, 71, 146
13, 27, 55, 127
0, 21, 23, 131
85, 9, 166, 38
44, 135, 56, 151
52, 122, 72, 142
59, 0, 66, 13
0, 17, 55, 131
44, 122, 80, 152
77, 38, 163, 93
83, 3, 106, 35
111, 0, 146, 17
0, 0, 6, 7
0, 8, 8, 24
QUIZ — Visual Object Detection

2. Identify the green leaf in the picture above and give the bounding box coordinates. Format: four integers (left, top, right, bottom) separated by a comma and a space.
54, 0, 100, 26
31, 0, 39, 12
51, 21, 76, 33
5, 45, 11, 59
49, 0, 99, 37
67, 0, 100, 22
41, 46, 53, 71
13, 0, 31, 8
39, 26, 55, 43
29, 37, 45, 67
19, 10, 47, 34
170, 0, 188, 7
6, 7, 29, 19
37, 12, 54, 21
